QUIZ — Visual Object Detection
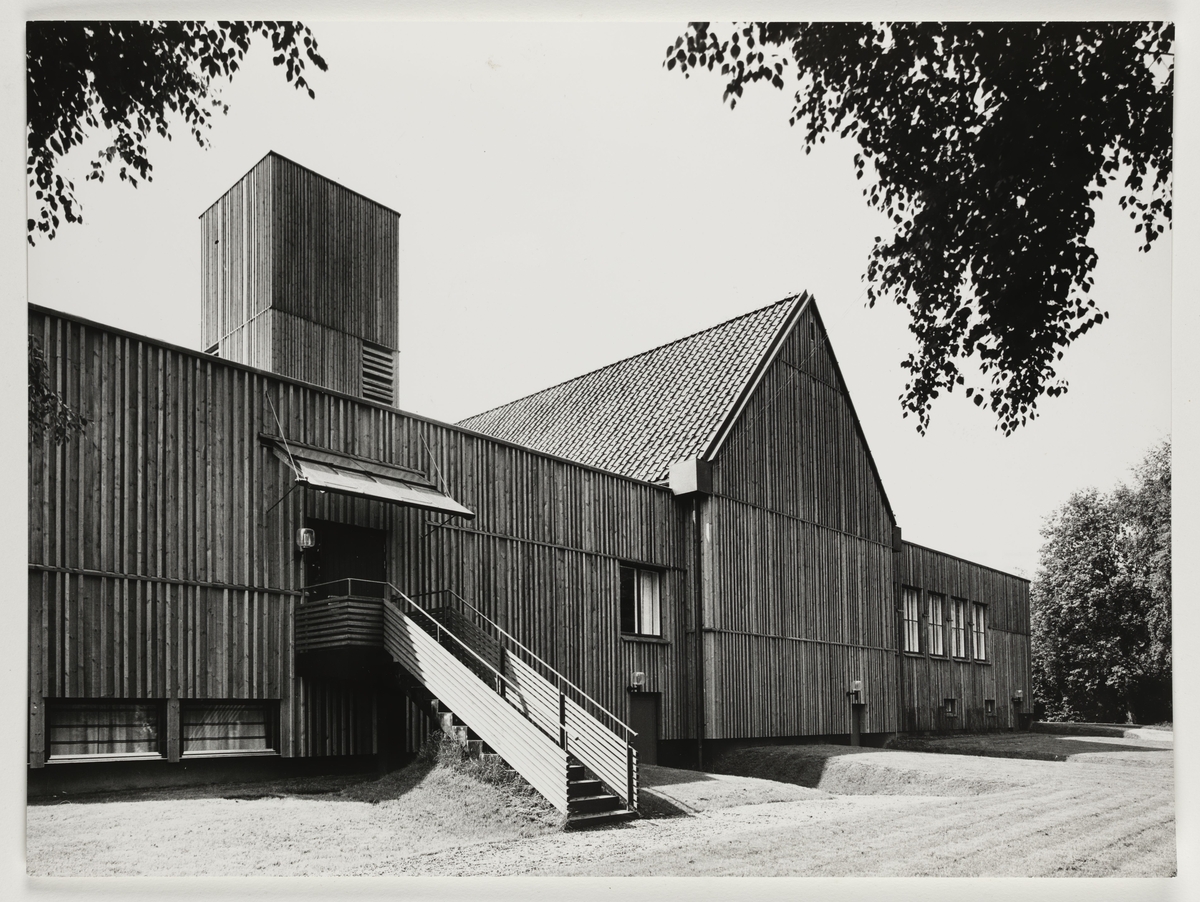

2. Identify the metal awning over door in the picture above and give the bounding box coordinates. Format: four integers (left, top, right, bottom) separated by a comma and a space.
262, 436, 474, 519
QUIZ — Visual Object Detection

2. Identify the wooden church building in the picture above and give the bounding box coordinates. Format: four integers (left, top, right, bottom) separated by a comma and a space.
28, 153, 1031, 813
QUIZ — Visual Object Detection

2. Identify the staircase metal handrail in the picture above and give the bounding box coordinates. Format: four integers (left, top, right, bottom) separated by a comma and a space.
300, 577, 639, 810
301, 577, 389, 601
303, 578, 528, 704
392, 592, 525, 702
409, 587, 637, 743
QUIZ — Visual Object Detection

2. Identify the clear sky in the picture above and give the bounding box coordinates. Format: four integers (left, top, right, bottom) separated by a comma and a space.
24, 19, 1173, 580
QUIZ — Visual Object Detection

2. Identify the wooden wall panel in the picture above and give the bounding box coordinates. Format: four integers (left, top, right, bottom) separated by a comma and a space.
702, 306, 900, 739
270, 154, 399, 350
289, 677, 377, 758
200, 154, 273, 356
29, 308, 690, 767
271, 311, 363, 398
899, 542, 1031, 731
704, 632, 897, 738
28, 571, 294, 703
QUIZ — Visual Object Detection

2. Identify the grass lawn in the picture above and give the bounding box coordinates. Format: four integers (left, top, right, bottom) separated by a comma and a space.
27, 739, 560, 876
27, 731, 1175, 877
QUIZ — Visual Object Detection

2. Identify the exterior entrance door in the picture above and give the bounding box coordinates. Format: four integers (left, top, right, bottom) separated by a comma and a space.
305, 518, 387, 596
629, 692, 660, 766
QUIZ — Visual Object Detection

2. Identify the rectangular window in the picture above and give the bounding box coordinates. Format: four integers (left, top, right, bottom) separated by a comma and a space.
985, 698, 996, 716
972, 603, 987, 661
902, 587, 921, 653
182, 702, 275, 756
927, 593, 945, 656
47, 700, 163, 760
943, 698, 958, 717
620, 564, 661, 637
950, 598, 969, 658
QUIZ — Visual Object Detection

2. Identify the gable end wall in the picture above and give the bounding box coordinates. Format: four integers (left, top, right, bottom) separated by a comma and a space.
701, 305, 900, 740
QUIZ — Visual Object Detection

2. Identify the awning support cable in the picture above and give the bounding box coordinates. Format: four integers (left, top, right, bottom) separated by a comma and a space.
419, 431, 458, 538
263, 481, 300, 518
263, 386, 300, 476
419, 432, 449, 495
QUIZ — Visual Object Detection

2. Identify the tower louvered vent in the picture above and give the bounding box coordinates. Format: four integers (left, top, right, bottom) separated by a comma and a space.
362, 343, 395, 405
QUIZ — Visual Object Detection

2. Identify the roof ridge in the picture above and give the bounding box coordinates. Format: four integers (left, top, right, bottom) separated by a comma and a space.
457, 293, 805, 426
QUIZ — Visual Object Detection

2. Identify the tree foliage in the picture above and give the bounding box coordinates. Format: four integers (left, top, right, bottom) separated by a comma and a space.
27, 20, 327, 243
666, 23, 1173, 434
1032, 439, 1171, 724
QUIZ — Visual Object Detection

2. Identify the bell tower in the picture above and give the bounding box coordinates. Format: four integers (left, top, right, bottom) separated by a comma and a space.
200, 151, 400, 404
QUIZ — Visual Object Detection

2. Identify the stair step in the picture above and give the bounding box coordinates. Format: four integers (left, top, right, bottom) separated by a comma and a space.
568, 778, 603, 798
567, 764, 586, 780
463, 738, 485, 758
567, 793, 623, 814
565, 808, 637, 830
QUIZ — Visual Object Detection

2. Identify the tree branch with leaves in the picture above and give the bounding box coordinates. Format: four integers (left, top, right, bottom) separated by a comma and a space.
27, 20, 327, 243
667, 22, 1172, 434
26, 20, 328, 448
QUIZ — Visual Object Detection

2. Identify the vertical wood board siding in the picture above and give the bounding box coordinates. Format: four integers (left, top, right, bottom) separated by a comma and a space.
702, 307, 900, 738
898, 542, 1031, 731
200, 155, 273, 355
29, 309, 688, 762
270, 154, 399, 350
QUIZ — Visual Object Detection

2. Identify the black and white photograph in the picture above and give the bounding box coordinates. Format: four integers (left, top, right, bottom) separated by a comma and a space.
7, 1, 1192, 894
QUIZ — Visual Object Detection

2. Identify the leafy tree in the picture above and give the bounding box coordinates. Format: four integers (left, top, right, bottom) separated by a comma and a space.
1032, 439, 1171, 724
26, 20, 327, 447
666, 23, 1173, 434
27, 20, 327, 243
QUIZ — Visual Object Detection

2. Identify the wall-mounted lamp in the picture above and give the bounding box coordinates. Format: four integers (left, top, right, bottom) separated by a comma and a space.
847, 679, 864, 703
628, 671, 646, 693
296, 528, 316, 551
1012, 688, 1024, 705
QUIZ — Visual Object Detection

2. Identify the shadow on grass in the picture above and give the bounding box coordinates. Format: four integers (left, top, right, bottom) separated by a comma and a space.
707, 745, 857, 789
889, 733, 1173, 762
636, 765, 718, 819
30, 757, 440, 807
640, 765, 717, 787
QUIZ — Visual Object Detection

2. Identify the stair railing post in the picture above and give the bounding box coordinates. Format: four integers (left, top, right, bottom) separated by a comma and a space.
497, 647, 506, 698
559, 692, 567, 750
627, 744, 635, 810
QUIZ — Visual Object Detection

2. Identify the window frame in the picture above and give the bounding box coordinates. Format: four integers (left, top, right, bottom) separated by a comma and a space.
180, 700, 279, 759
971, 602, 988, 662
901, 586, 922, 654
619, 563, 663, 638
927, 592, 946, 657
45, 699, 166, 763
949, 597, 969, 659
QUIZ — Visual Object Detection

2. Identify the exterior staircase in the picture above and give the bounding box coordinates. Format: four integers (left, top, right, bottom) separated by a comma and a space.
301, 579, 638, 828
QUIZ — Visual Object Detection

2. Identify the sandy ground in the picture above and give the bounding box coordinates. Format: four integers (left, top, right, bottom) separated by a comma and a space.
26, 731, 1174, 877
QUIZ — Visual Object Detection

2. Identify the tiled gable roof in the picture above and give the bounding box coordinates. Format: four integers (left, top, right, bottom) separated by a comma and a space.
456, 294, 807, 482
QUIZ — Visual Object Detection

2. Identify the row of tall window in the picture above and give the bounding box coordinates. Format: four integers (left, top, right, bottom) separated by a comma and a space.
902, 587, 987, 661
